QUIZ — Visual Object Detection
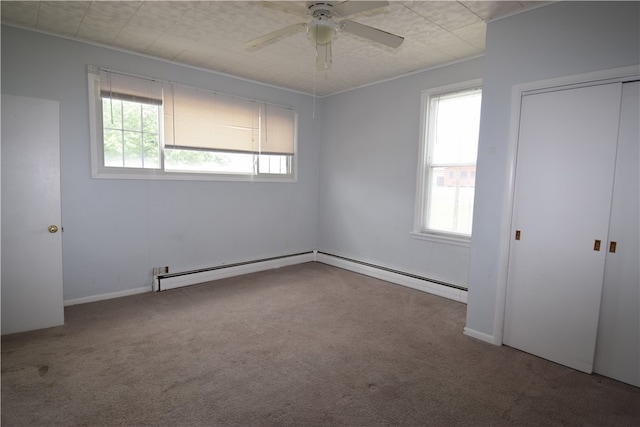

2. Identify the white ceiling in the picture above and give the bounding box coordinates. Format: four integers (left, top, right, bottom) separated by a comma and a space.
1, 1, 550, 96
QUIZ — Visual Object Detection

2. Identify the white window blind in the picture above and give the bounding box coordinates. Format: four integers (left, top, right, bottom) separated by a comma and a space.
99, 69, 163, 105
263, 104, 296, 155
164, 84, 296, 156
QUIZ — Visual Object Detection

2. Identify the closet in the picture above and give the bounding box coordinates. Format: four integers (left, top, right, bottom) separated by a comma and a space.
503, 79, 639, 387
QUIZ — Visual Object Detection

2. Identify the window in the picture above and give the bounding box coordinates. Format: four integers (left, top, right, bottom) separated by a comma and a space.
414, 80, 482, 243
88, 66, 297, 181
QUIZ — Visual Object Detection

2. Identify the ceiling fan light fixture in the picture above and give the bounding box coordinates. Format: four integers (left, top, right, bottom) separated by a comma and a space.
245, 1, 403, 72
308, 18, 337, 45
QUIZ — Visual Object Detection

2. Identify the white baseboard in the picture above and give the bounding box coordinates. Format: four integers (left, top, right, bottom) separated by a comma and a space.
64, 286, 150, 306
155, 252, 316, 291
463, 327, 499, 345
316, 253, 468, 304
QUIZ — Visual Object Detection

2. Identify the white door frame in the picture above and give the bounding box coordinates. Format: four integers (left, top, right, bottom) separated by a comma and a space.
492, 65, 640, 345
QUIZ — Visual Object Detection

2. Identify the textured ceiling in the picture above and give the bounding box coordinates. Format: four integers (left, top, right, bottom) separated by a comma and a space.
1, 1, 549, 95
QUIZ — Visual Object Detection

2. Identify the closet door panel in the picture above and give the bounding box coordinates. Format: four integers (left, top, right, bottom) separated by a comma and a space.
594, 81, 640, 386
504, 83, 622, 373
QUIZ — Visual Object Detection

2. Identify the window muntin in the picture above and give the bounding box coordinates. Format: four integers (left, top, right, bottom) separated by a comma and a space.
89, 66, 297, 181
415, 82, 482, 241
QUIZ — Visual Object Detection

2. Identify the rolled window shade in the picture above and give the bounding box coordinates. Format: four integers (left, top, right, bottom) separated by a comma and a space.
99, 69, 163, 105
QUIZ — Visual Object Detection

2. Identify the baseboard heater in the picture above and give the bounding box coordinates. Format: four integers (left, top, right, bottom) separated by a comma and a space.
154, 251, 316, 292
153, 250, 467, 304
315, 251, 468, 303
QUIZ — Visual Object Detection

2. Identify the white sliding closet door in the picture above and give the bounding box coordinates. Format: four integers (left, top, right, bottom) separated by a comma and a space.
593, 81, 640, 387
504, 83, 622, 373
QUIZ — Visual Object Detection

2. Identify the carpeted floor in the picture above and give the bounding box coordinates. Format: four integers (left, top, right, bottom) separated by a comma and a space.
2, 262, 639, 426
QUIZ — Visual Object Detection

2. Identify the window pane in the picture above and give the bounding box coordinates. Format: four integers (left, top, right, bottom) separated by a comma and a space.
102, 99, 122, 129
123, 131, 143, 168
164, 148, 254, 174
143, 134, 160, 169
426, 166, 475, 234
122, 101, 142, 131
258, 154, 290, 175
142, 104, 159, 134
103, 128, 123, 167
431, 91, 481, 164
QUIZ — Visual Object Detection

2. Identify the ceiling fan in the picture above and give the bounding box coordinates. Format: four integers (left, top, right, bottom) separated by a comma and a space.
245, 1, 404, 70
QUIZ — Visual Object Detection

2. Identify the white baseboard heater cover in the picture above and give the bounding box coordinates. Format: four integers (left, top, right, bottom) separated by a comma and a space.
153, 250, 467, 305
316, 251, 468, 304
154, 251, 316, 292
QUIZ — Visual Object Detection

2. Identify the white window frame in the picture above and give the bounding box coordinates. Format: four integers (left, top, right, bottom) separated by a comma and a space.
412, 78, 482, 247
88, 66, 298, 182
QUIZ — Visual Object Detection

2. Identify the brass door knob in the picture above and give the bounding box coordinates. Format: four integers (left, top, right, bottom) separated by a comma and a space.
48, 225, 59, 234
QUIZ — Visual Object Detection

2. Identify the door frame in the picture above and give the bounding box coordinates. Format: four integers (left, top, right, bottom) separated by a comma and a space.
492, 65, 640, 345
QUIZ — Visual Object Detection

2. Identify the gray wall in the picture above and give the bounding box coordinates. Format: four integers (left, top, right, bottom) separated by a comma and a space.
317, 58, 483, 286
465, 1, 640, 339
1, 26, 321, 301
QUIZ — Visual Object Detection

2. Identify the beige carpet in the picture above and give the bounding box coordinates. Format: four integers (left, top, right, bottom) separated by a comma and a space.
2, 262, 639, 426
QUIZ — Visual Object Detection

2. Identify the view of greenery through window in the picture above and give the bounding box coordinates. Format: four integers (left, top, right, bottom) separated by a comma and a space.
165, 149, 251, 173
102, 99, 160, 168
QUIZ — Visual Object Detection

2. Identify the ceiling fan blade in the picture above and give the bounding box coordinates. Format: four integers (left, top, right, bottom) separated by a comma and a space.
245, 23, 307, 50
316, 41, 332, 71
340, 20, 404, 48
332, 1, 389, 17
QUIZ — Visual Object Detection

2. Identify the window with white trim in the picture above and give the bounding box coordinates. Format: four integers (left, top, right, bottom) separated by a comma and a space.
414, 81, 482, 242
88, 66, 297, 181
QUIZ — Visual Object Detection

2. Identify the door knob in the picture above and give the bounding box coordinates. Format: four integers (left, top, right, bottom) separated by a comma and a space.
48, 225, 59, 233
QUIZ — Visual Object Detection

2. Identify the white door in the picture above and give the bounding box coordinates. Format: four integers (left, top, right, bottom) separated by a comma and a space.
1, 94, 64, 335
593, 81, 640, 386
504, 83, 622, 373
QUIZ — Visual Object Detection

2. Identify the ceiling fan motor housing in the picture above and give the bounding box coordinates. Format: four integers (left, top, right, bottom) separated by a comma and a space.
307, 2, 339, 45
307, 2, 336, 16
308, 17, 338, 45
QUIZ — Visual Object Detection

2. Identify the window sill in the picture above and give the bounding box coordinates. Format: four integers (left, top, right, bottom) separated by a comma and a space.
92, 167, 297, 183
410, 231, 471, 247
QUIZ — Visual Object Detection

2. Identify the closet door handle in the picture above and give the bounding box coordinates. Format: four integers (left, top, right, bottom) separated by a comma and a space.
594, 240, 601, 251
609, 241, 617, 253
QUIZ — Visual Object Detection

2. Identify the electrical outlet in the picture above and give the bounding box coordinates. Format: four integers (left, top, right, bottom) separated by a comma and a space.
153, 266, 169, 276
